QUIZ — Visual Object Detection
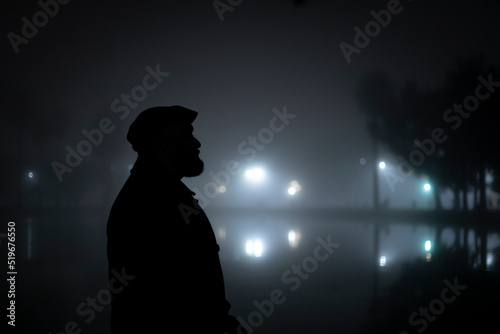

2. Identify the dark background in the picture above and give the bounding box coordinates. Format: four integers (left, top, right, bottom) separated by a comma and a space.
1, 1, 500, 333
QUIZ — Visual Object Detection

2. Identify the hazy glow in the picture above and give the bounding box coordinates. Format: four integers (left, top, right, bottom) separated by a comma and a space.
28, 171, 34, 179
218, 227, 226, 240
245, 239, 263, 257
245, 168, 265, 181
218, 185, 226, 193
245, 240, 254, 255
424, 240, 431, 252
379, 256, 387, 266
288, 180, 302, 195
424, 183, 431, 191
378, 161, 386, 169
288, 230, 300, 248
254, 239, 263, 257
426, 252, 432, 262
487, 253, 494, 267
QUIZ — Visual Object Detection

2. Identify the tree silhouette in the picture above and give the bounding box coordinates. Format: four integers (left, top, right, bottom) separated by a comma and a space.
355, 56, 500, 211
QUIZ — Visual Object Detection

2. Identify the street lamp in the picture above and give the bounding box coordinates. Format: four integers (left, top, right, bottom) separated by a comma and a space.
287, 180, 301, 196
245, 167, 265, 181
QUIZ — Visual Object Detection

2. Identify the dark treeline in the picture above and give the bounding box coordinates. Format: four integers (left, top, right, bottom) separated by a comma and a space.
355, 55, 500, 212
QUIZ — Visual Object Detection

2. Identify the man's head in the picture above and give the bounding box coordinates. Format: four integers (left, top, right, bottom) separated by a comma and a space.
127, 105, 204, 178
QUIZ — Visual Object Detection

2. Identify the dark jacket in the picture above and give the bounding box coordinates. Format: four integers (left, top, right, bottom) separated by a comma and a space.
106, 155, 232, 333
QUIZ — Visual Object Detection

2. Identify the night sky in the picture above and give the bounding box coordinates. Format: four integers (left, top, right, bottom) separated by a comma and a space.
2, 0, 499, 209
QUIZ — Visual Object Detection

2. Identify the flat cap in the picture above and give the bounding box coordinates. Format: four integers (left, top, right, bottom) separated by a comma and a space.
127, 105, 198, 152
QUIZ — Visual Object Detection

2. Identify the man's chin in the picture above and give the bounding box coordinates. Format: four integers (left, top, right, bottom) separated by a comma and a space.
183, 160, 204, 178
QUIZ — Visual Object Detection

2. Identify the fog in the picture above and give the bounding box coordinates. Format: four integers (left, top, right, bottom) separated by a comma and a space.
1, 0, 500, 333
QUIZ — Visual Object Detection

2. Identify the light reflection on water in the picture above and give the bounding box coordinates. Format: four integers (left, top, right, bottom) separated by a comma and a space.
12, 210, 500, 334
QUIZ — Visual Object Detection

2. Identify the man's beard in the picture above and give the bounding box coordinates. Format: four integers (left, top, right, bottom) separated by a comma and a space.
179, 153, 204, 177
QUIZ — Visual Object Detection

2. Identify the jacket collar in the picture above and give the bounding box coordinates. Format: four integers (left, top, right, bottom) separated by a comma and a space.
129, 155, 196, 197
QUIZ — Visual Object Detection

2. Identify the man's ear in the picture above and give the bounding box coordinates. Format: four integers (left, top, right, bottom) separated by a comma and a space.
157, 134, 178, 158
156, 124, 182, 157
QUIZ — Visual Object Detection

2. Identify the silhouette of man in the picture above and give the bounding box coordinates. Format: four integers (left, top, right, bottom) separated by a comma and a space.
106, 106, 244, 333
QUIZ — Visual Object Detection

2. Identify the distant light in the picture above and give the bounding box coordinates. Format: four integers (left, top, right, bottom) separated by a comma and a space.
245, 168, 265, 181
424, 240, 432, 252
426, 253, 432, 262
379, 256, 387, 267
245, 239, 264, 257
28, 171, 34, 179
218, 227, 226, 240
424, 183, 431, 191
288, 180, 301, 195
218, 186, 226, 193
378, 161, 386, 169
360, 158, 366, 165
254, 239, 263, 257
487, 253, 494, 268
288, 230, 300, 248
245, 240, 254, 255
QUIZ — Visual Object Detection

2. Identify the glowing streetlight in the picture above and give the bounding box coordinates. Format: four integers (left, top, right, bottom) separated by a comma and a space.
378, 161, 386, 169
487, 253, 494, 269
245, 168, 265, 181
288, 230, 300, 248
245, 239, 263, 257
379, 256, 387, 267
28, 171, 34, 179
253, 240, 263, 257
288, 180, 301, 195
245, 240, 254, 255
424, 183, 431, 192
424, 240, 432, 252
